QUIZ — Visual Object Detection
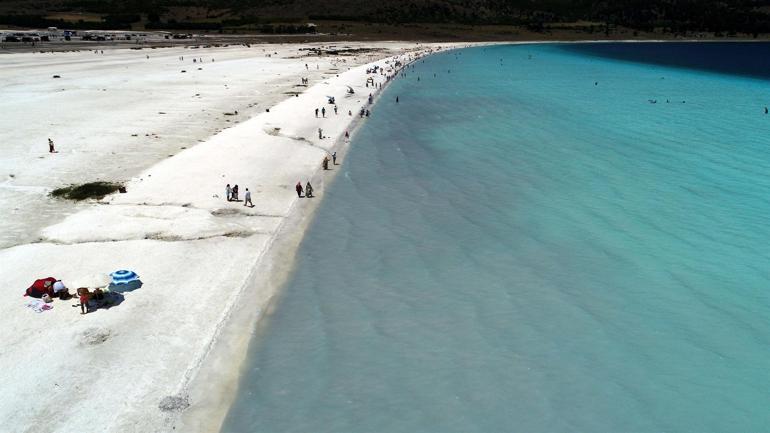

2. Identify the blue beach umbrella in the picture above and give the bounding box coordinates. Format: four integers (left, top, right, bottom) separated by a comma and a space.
109, 270, 142, 293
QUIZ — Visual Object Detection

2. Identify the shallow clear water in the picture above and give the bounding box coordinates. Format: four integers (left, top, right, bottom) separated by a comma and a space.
222, 43, 770, 432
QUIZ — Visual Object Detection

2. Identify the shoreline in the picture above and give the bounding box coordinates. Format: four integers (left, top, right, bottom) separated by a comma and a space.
0, 40, 459, 432
1, 38, 721, 431
176, 45, 457, 433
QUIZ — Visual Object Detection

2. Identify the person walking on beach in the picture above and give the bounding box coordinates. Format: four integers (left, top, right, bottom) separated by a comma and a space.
315, 108, 319, 118
323, 156, 330, 170
244, 188, 253, 207
332, 151, 337, 165
334, 105, 338, 115
296, 181, 304, 197
322, 107, 326, 118
305, 181, 313, 198
226, 184, 232, 201
232, 184, 239, 201
48, 138, 55, 153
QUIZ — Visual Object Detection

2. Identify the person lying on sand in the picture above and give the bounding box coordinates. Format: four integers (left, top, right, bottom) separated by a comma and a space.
52, 280, 71, 300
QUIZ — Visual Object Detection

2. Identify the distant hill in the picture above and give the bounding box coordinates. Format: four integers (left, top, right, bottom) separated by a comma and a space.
2, 0, 770, 37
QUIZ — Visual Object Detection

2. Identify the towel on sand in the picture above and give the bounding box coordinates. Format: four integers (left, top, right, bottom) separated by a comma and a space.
26, 299, 53, 313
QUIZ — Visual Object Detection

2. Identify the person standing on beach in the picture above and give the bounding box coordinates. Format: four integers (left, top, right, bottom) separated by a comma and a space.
396, 96, 399, 103
225, 184, 232, 201
334, 105, 338, 115
305, 181, 313, 198
48, 138, 55, 153
315, 108, 319, 118
232, 184, 239, 201
332, 151, 337, 165
322, 107, 326, 118
318, 128, 323, 139
323, 156, 330, 170
296, 181, 303, 197
244, 188, 253, 207
77, 287, 89, 315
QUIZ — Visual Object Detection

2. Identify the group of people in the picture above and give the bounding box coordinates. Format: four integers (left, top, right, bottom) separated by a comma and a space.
225, 154, 338, 204
37, 280, 103, 315
75, 287, 105, 315
296, 181, 314, 198
225, 183, 253, 207
322, 152, 338, 170
315, 105, 340, 118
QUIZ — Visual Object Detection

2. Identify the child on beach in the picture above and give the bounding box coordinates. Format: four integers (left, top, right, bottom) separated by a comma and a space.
76, 288, 90, 315
244, 188, 253, 207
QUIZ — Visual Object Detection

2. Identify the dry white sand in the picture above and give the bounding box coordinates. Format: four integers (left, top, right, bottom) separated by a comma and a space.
0, 40, 458, 432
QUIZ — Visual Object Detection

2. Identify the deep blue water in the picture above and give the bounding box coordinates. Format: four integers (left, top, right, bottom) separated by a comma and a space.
565, 41, 770, 81
222, 43, 770, 432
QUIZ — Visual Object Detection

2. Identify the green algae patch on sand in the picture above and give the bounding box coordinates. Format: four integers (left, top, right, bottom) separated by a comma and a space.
50, 181, 123, 201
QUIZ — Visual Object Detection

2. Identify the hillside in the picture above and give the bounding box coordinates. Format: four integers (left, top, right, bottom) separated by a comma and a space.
2, 0, 770, 37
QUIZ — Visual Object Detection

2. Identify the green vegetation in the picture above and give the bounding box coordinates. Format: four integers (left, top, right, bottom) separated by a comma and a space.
1, 0, 769, 36
50, 182, 123, 201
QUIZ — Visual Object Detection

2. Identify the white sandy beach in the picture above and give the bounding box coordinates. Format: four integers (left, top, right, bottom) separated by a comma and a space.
0, 40, 458, 432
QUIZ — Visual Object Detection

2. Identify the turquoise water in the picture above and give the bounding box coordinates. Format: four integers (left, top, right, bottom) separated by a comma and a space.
222, 43, 770, 432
